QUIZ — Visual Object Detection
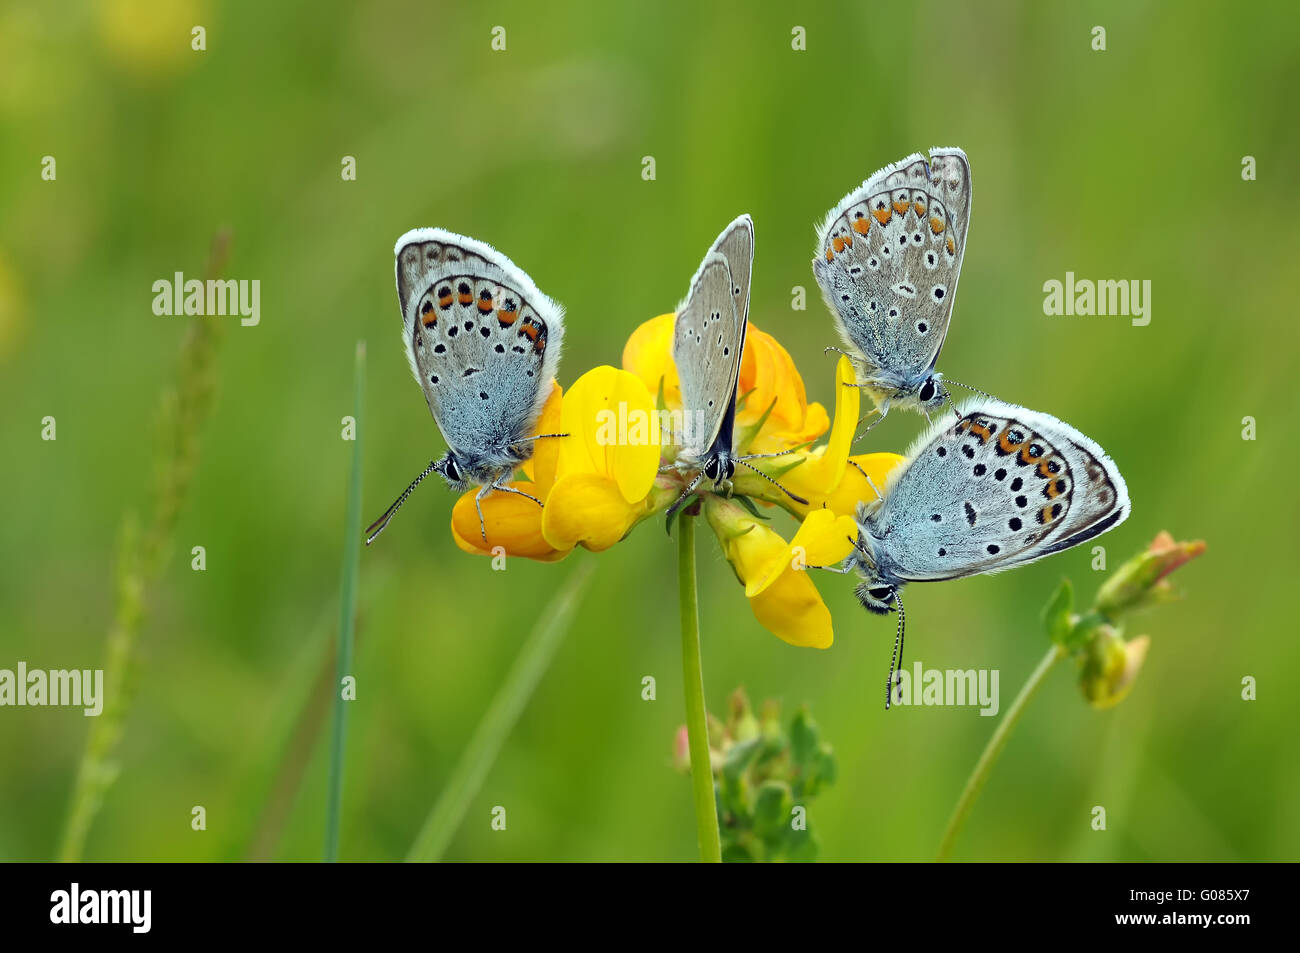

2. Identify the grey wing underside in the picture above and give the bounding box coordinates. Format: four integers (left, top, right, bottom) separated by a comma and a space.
672, 252, 743, 458
395, 232, 563, 458
868, 401, 1128, 583
812, 148, 971, 388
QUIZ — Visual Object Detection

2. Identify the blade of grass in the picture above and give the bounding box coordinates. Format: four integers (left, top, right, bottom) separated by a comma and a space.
406, 559, 596, 862
57, 230, 230, 862
324, 340, 365, 862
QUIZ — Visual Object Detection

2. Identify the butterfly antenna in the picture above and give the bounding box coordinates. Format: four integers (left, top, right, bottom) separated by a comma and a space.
885, 591, 906, 711
944, 378, 998, 402
665, 471, 705, 523
365, 460, 438, 545
735, 458, 808, 505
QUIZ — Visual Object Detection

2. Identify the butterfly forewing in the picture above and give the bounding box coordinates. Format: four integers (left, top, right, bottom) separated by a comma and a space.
813, 147, 971, 390
866, 400, 1128, 582
395, 229, 564, 459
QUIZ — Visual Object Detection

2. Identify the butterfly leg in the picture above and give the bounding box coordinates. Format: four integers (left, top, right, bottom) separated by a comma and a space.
803, 562, 854, 574
474, 483, 493, 541
475, 480, 544, 542
490, 482, 543, 507
852, 403, 889, 444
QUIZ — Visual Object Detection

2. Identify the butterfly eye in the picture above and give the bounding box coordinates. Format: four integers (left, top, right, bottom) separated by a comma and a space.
919, 380, 936, 402
704, 458, 721, 481
868, 586, 894, 602
443, 458, 460, 482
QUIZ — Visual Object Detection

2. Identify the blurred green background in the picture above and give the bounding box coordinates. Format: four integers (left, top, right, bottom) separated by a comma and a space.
2, 0, 1297, 862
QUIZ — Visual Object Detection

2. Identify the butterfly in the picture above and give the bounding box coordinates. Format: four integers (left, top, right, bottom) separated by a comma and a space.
812, 147, 974, 429
819, 399, 1129, 708
365, 228, 565, 545
666, 215, 806, 518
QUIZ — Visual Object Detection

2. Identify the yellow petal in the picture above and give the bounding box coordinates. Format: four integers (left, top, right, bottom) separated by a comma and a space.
703, 499, 837, 649
557, 365, 660, 503
749, 572, 836, 650
542, 472, 650, 551
744, 508, 857, 599
528, 380, 564, 496
451, 484, 567, 561
606, 370, 661, 503
621, 313, 681, 409
813, 452, 907, 518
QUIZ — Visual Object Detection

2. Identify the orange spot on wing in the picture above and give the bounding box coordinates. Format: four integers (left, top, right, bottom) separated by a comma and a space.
438, 294, 454, 308
930, 216, 945, 234
520, 323, 540, 342
969, 422, 992, 442
946, 236, 956, 255
852, 218, 871, 235
825, 246, 834, 262
913, 201, 926, 215
477, 299, 494, 314
1019, 443, 1045, 465
998, 430, 1024, 454
421, 312, 437, 328
832, 235, 852, 253
458, 293, 473, 305
892, 199, 909, 214
497, 309, 518, 325
1037, 459, 1056, 479
1039, 505, 1056, 524
872, 207, 892, 226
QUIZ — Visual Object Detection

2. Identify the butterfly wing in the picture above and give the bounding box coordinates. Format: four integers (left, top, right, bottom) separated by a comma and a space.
395, 228, 564, 461
812, 147, 971, 391
672, 215, 753, 460
865, 399, 1128, 582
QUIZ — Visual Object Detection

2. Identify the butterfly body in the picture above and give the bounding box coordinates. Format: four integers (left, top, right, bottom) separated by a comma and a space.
813, 148, 972, 418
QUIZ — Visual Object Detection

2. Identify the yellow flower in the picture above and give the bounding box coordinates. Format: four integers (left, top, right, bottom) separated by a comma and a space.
705, 500, 858, 648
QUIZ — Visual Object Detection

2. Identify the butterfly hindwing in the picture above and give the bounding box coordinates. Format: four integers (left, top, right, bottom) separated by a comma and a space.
864, 399, 1128, 583
813, 147, 971, 393
395, 228, 564, 460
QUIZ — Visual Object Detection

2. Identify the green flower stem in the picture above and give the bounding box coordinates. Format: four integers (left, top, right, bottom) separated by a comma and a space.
324, 340, 365, 862
678, 514, 722, 863
937, 643, 1064, 862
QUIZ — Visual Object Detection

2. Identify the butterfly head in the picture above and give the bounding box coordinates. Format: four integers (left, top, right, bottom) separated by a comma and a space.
856, 582, 897, 616
703, 453, 736, 485
434, 452, 471, 492
916, 375, 949, 413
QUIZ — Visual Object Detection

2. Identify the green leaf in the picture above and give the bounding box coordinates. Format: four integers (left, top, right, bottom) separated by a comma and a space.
731, 494, 771, 520
790, 705, 819, 766
752, 780, 794, 839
